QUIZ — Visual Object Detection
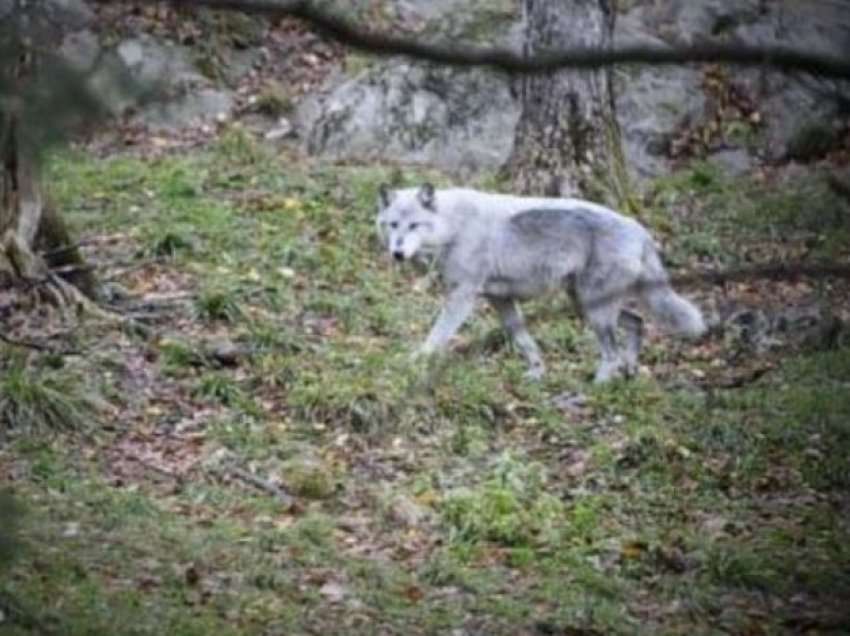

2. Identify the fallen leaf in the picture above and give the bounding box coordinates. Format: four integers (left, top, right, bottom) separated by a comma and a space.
621, 540, 648, 560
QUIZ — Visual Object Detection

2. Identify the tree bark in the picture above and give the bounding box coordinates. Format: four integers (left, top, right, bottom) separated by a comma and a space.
504, 0, 632, 209
0, 24, 97, 298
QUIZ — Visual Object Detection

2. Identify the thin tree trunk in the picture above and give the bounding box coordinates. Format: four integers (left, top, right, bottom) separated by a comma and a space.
504, 0, 632, 209
0, 40, 97, 298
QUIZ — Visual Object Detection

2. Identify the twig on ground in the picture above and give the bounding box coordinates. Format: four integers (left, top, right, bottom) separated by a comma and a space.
0, 331, 82, 356
48, 263, 98, 277
702, 365, 774, 390
213, 463, 295, 509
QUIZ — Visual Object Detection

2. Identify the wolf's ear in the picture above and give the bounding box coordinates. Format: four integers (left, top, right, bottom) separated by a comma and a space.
418, 182, 436, 211
378, 183, 394, 209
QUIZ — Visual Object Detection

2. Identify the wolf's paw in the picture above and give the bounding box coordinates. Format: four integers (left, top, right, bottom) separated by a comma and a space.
593, 363, 623, 384
621, 359, 639, 379
410, 344, 436, 363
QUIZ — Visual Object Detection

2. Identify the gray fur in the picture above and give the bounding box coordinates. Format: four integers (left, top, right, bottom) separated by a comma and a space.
376, 185, 706, 383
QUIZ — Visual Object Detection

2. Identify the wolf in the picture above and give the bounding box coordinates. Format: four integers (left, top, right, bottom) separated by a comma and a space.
376, 183, 706, 383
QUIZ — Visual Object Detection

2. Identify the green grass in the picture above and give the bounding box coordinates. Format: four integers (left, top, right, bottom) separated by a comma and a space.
0, 352, 97, 435
3, 147, 847, 634
647, 160, 850, 265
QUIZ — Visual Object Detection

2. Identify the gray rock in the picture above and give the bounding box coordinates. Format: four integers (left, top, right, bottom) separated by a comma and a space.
294, 0, 522, 175
669, 0, 762, 44
60, 30, 140, 116
615, 65, 706, 180
208, 339, 242, 367
0, 0, 94, 31
708, 148, 753, 176
297, 62, 520, 175
723, 1, 850, 161
139, 88, 234, 130
117, 34, 208, 96
388, 494, 433, 527
264, 118, 294, 141
60, 28, 101, 71
615, 0, 850, 174
43, 0, 95, 31
61, 29, 237, 126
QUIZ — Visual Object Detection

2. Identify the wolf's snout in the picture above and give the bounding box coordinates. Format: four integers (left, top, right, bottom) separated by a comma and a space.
393, 251, 405, 262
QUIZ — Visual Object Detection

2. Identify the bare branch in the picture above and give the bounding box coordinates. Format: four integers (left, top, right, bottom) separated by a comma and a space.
211, 463, 296, 509
681, 263, 850, 287
156, 0, 850, 79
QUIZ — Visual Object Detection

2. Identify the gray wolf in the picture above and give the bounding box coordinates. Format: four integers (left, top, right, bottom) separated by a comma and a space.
376, 183, 706, 383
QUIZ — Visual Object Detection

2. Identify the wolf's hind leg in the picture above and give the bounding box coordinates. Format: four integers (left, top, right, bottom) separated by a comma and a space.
489, 297, 545, 380
618, 309, 644, 377
577, 273, 628, 383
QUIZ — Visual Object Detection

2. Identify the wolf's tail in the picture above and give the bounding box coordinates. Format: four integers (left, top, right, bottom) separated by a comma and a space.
639, 244, 706, 338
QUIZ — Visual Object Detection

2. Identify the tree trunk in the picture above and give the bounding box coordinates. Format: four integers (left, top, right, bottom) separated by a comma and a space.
0, 37, 97, 298
504, 0, 633, 209
0, 57, 46, 284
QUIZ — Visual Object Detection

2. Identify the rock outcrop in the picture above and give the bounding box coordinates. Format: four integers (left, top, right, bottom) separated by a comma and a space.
296, 0, 850, 182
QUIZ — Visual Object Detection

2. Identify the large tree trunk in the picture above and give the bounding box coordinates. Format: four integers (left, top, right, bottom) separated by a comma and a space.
504, 0, 632, 209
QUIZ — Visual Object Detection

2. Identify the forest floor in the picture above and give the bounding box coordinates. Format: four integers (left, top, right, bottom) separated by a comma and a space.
2, 131, 850, 635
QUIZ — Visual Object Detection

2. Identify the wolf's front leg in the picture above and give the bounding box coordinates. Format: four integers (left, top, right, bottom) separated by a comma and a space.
489, 297, 545, 380
415, 287, 479, 358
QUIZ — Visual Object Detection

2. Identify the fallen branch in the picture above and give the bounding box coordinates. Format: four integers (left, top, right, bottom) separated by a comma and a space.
701, 365, 774, 390
39, 239, 97, 260
158, 0, 850, 79
689, 263, 850, 286
48, 263, 97, 277
214, 463, 295, 509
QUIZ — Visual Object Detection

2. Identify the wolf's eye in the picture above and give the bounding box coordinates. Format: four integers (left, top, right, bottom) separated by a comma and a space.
389, 222, 399, 229
408, 222, 419, 230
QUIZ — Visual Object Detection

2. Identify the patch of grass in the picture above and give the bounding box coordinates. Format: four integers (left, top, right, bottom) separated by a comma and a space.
0, 491, 22, 571
287, 349, 413, 433
196, 372, 244, 406
702, 541, 782, 590
787, 120, 841, 161
0, 354, 96, 434
194, 287, 243, 323
251, 79, 294, 117
649, 160, 850, 265
441, 453, 566, 548
213, 123, 272, 165
149, 229, 196, 257
158, 336, 205, 371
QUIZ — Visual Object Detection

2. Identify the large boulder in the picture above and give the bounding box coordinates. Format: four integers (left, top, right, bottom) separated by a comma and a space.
642, 0, 850, 165
613, 7, 707, 180
295, 0, 522, 175
61, 26, 237, 129
297, 62, 520, 175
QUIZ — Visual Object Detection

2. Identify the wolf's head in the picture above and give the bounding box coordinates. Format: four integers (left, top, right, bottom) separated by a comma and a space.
376, 183, 448, 261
